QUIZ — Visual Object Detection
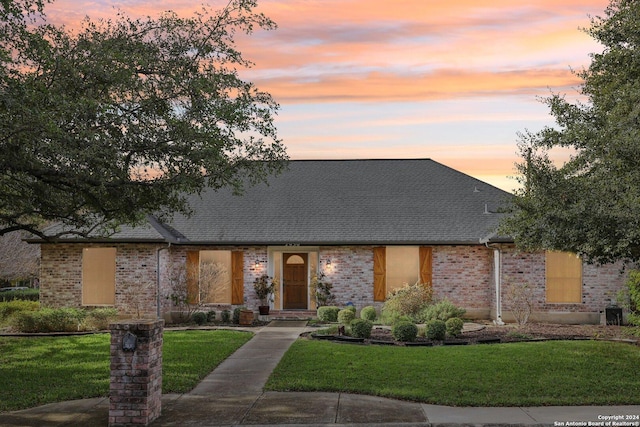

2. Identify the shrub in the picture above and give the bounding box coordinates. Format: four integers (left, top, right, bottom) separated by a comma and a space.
310, 271, 336, 307
221, 310, 231, 323
12, 308, 86, 333
425, 319, 446, 340
419, 299, 466, 323
0, 288, 39, 302
350, 319, 373, 338
381, 282, 433, 324
505, 281, 534, 326
232, 306, 245, 324
317, 306, 340, 322
445, 317, 464, 337
626, 270, 640, 327
345, 305, 356, 314
391, 321, 418, 342
0, 300, 40, 323
206, 310, 216, 322
338, 308, 355, 325
192, 311, 207, 325
84, 308, 118, 330
360, 306, 377, 321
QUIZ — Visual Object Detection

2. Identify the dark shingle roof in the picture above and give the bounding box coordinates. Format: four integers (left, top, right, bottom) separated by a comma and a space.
150, 159, 513, 245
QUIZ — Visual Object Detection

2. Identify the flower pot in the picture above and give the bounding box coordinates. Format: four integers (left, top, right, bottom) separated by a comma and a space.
258, 305, 270, 315
239, 309, 254, 326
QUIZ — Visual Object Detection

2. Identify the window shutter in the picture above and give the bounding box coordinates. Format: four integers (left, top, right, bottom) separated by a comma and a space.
186, 251, 200, 304
419, 246, 433, 286
231, 251, 244, 305
373, 247, 386, 302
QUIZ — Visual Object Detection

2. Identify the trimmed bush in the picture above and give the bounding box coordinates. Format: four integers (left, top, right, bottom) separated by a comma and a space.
221, 310, 231, 323
84, 308, 118, 330
317, 306, 340, 322
445, 317, 464, 337
0, 300, 40, 323
345, 305, 356, 314
12, 308, 86, 333
350, 319, 373, 338
419, 299, 466, 323
360, 306, 377, 321
338, 308, 355, 325
425, 319, 446, 340
381, 282, 433, 324
206, 310, 216, 322
0, 288, 39, 302
232, 306, 246, 324
391, 321, 418, 342
192, 311, 207, 325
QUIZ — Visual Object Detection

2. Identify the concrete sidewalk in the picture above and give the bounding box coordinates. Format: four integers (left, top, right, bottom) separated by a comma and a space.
1, 320, 639, 426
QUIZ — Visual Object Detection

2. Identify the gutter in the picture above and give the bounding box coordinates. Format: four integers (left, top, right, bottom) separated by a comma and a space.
485, 242, 505, 326
156, 244, 170, 319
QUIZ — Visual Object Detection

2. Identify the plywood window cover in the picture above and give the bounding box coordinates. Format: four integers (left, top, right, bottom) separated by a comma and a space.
82, 247, 116, 306
545, 251, 583, 304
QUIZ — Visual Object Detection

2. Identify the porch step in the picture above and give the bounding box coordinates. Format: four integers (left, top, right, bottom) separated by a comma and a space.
259, 310, 317, 320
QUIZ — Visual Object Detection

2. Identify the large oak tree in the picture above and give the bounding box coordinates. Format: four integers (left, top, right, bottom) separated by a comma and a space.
500, 0, 640, 264
0, 0, 287, 239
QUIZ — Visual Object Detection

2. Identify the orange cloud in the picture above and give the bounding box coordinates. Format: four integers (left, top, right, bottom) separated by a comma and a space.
257, 68, 582, 103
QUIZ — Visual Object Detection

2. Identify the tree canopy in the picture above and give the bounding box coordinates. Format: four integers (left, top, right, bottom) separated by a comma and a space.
0, 0, 287, 238
500, 0, 640, 264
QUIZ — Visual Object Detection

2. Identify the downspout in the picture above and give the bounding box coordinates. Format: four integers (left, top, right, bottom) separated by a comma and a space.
156, 244, 170, 319
485, 242, 505, 326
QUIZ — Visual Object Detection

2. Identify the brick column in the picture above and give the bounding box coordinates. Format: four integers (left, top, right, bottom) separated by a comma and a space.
109, 319, 163, 426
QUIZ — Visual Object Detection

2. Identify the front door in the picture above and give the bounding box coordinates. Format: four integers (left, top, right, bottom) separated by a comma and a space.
283, 253, 308, 309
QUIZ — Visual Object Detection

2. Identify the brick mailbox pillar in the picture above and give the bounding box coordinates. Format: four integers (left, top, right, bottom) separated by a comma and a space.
109, 319, 164, 426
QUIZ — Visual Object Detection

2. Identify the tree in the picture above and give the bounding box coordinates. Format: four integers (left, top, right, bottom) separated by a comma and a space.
0, 0, 287, 239
500, 0, 640, 264
0, 231, 40, 285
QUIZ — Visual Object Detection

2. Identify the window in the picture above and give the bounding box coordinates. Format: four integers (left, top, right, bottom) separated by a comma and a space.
546, 251, 582, 303
82, 248, 116, 305
199, 251, 232, 304
186, 250, 243, 305
374, 246, 432, 301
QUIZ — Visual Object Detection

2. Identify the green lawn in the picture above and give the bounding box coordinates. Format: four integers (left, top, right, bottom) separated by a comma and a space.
0, 330, 252, 412
265, 339, 640, 407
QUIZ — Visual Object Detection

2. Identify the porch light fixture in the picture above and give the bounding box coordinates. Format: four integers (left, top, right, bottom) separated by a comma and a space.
255, 260, 260, 268
326, 259, 332, 266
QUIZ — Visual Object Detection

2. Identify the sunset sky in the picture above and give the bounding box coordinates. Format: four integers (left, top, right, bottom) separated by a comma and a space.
45, 0, 611, 192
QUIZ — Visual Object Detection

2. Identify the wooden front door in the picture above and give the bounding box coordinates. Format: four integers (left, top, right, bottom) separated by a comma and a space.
283, 253, 308, 309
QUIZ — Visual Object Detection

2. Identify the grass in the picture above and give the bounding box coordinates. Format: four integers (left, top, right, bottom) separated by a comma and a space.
0, 329, 252, 412
265, 339, 640, 407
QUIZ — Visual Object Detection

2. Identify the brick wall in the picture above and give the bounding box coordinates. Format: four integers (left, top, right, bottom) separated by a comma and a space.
40, 242, 630, 323
500, 245, 628, 319
40, 243, 164, 319
320, 246, 374, 308
432, 245, 492, 310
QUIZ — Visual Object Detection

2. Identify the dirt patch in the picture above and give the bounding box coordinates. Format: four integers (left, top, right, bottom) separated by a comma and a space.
309, 322, 639, 346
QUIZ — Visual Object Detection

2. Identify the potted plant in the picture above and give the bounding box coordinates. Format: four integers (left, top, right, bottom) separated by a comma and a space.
253, 274, 277, 315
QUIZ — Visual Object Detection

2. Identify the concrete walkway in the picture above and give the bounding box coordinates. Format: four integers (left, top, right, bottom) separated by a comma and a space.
1, 320, 639, 426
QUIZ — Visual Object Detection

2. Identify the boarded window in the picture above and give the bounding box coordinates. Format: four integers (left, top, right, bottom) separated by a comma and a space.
199, 251, 232, 304
373, 246, 432, 301
546, 251, 582, 303
82, 248, 116, 305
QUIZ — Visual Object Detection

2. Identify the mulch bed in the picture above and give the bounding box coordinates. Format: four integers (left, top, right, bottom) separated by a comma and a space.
308, 322, 639, 346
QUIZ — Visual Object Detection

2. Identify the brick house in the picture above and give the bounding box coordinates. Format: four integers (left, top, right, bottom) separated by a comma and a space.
35, 159, 628, 324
